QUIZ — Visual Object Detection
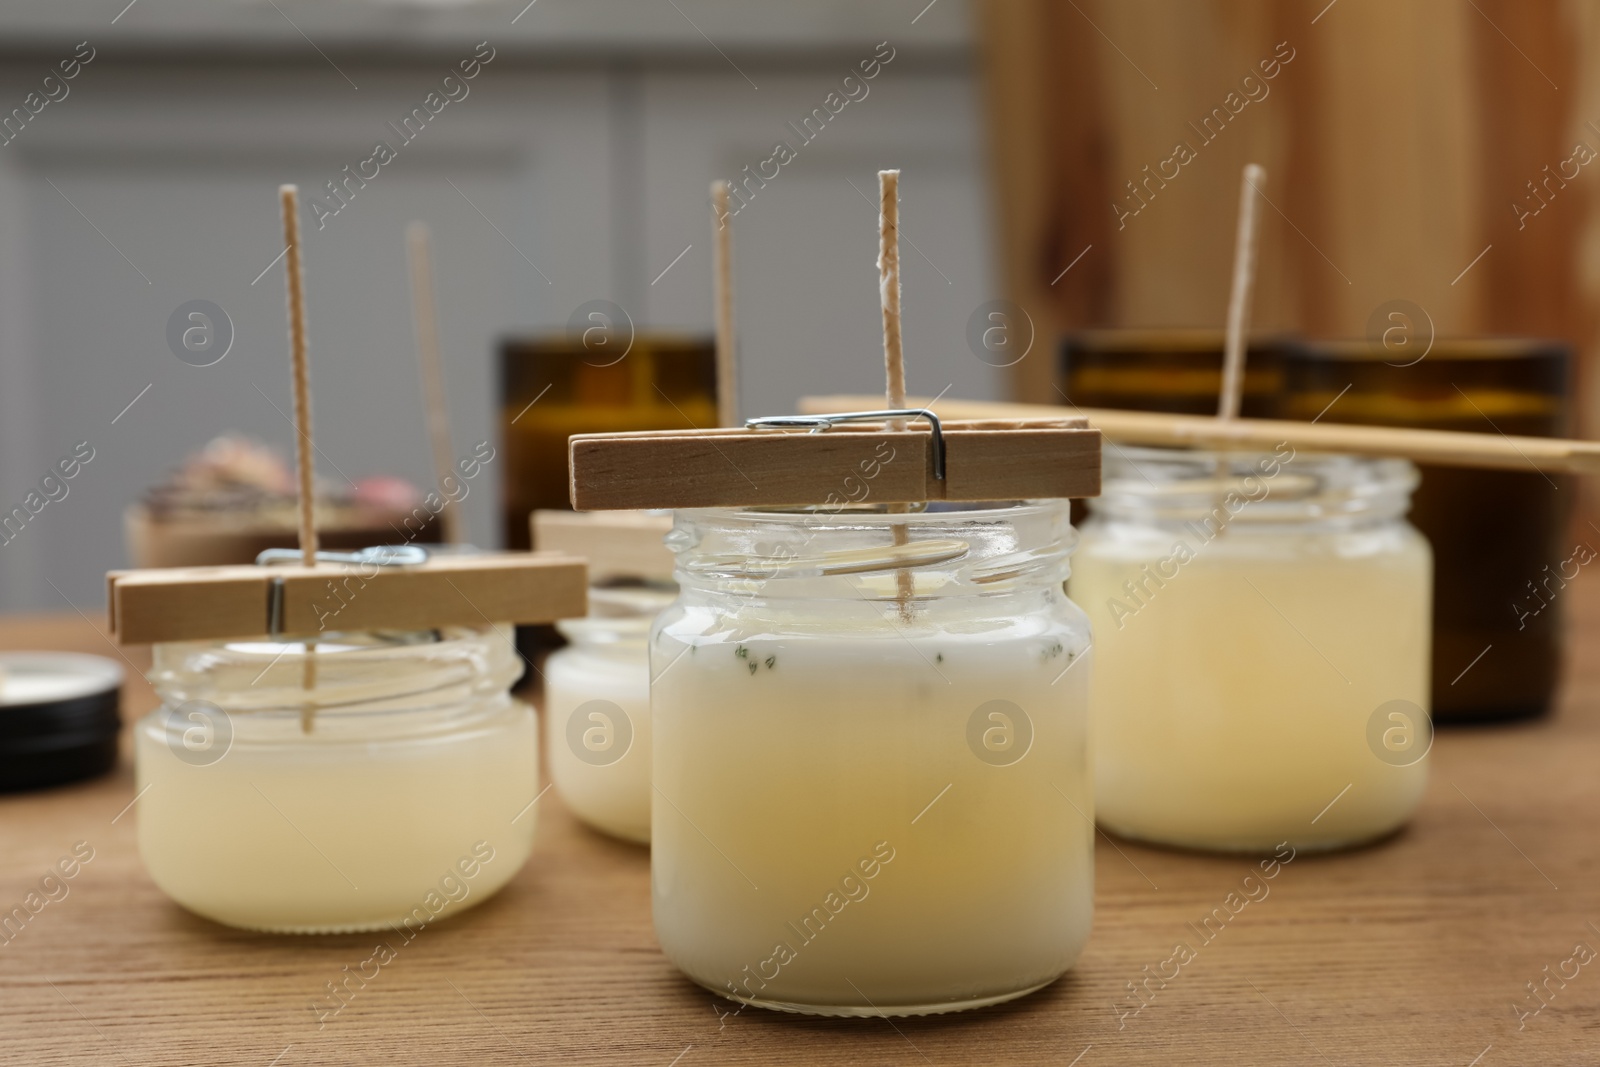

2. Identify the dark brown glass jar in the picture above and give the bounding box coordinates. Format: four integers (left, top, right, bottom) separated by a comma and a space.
499, 333, 717, 550
1059, 329, 1290, 418
1280, 339, 1572, 722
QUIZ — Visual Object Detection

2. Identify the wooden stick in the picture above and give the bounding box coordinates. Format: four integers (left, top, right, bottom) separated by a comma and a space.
280, 186, 317, 567
711, 181, 739, 428
800, 394, 1600, 475
1218, 164, 1266, 421
879, 171, 907, 423
877, 170, 914, 615
280, 185, 319, 721
406, 222, 465, 544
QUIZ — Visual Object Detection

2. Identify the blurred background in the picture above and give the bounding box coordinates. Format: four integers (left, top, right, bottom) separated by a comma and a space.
0, 0, 1594, 617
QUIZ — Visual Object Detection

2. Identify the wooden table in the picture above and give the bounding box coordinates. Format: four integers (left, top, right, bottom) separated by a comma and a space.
5, 590, 1600, 1067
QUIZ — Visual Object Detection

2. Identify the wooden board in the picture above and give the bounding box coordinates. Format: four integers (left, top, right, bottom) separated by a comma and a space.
531, 510, 675, 584
569, 419, 1102, 510
7, 588, 1600, 1064
107, 552, 588, 644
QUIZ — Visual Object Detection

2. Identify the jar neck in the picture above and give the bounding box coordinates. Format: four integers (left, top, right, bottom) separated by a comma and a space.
149, 625, 518, 717
1086, 447, 1418, 531
665, 501, 1076, 605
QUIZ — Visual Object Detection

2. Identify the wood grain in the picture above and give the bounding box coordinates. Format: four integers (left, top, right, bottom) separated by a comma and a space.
568, 421, 1101, 510
108, 553, 588, 644
7, 580, 1600, 1065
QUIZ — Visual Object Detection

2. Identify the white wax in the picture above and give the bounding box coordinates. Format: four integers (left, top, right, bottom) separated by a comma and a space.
545, 638, 652, 843
135, 699, 537, 933
652, 611, 1093, 1016
1073, 522, 1431, 852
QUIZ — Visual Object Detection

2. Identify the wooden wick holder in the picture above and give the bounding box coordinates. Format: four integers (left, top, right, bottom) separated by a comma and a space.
568, 413, 1101, 511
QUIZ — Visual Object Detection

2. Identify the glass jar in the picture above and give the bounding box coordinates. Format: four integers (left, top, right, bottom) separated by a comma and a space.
651, 502, 1093, 1017
1073, 448, 1432, 853
546, 586, 676, 844
135, 626, 536, 933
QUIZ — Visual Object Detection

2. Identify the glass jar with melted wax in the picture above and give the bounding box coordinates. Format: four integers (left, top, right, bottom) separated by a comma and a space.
135, 626, 536, 933
651, 502, 1093, 1016
1073, 447, 1432, 853
546, 585, 676, 843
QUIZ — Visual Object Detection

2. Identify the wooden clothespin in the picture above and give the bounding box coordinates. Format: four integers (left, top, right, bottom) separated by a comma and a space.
569, 402, 1100, 511
106, 186, 588, 647
107, 548, 587, 644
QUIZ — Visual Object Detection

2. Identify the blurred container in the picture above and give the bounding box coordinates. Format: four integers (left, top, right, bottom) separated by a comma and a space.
1059, 329, 1289, 417
499, 334, 717, 550
126, 435, 443, 568
1280, 339, 1572, 723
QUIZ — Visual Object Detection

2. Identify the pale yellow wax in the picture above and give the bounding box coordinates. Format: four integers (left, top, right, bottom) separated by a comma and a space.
1072, 522, 1431, 852
652, 612, 1094, 1016
545, 637, 652, 843
135, 700, 537, 933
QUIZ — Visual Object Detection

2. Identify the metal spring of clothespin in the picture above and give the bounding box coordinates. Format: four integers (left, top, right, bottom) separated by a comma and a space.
256, 545, 432, 637
744, 408, 945, 482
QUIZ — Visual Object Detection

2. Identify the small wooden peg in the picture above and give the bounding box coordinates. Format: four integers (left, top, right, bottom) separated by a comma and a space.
280, 184, 319, 709
877, 170, 914, 613
280, 185, 318, 568
1218, 164, 1266, 423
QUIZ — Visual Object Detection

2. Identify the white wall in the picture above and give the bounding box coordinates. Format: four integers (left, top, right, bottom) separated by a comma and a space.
0, 2, 998, 613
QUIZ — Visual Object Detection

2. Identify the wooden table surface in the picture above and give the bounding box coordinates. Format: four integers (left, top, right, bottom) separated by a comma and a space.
5, 587, 1600, 1067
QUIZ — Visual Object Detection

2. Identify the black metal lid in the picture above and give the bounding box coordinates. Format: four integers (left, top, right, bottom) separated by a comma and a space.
0, 653, 122, 793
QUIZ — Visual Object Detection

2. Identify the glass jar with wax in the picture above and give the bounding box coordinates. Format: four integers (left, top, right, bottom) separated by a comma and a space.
1073, 448, 1432, 854
135, 626, 536, 933
546, 585, 676, 843
651, 502, 1093, 1017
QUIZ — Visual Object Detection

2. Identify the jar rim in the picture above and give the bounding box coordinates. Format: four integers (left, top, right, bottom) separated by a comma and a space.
666, 500, 1076, 597
1091, 446, 1418, 526
676, 499, 1067, 526
149, 625, 519, 717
